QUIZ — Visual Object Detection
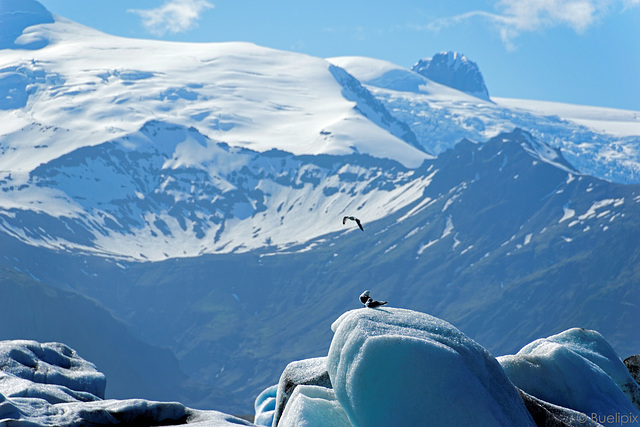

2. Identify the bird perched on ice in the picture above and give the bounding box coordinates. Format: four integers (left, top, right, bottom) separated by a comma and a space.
359, 290, 388, 308
343, 216, 364, 231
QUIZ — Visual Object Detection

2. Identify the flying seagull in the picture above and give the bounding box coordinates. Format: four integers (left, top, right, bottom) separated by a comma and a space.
343, 216, 364, 231
359, 290, 388, 308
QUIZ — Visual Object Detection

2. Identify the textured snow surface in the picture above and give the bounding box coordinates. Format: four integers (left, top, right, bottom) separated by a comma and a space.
0, 340, 106, 403
327, 308, 535, 427
0, 18, 426, 174
498, 328, 640, 427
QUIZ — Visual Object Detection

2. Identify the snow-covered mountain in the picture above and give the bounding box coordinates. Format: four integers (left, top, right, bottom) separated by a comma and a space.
1, 0, 640, 416
1, 0, 640, 260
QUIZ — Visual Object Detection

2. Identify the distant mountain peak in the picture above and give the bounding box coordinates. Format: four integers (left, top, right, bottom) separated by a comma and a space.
0, 0, 54, 49
412, 51, 490, 101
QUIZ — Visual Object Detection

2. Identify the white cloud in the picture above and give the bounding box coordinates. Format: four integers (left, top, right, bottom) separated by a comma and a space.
428, 0, 638, 50
496, 0, 599, 33
129, 0, 214, 36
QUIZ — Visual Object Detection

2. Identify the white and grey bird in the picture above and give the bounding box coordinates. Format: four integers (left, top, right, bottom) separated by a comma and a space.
343, 215, 364, 231
359, 290, 371, 305
359, 290, 387, 308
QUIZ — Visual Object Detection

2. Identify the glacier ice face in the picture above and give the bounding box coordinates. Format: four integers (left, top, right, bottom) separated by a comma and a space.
278, 385, 351, 427
0, 340, 106, 403
253, 384, 277, 426
0, 339, 253, 426
326, 307, 535, 427
498, 328, 640, 426
330, 56, 640, 184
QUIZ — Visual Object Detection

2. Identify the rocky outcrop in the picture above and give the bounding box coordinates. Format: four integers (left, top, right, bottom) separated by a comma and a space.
518, 389, 603, 427
412, 51, 490, 100
625, 355, 640, 385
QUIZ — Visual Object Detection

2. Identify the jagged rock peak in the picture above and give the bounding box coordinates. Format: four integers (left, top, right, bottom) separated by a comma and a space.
412, 51, 490, 101
0, 0, 54, 50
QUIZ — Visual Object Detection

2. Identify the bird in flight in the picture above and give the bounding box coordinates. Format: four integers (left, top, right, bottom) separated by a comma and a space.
343, 216, 364, 231
359, 290, 388, 308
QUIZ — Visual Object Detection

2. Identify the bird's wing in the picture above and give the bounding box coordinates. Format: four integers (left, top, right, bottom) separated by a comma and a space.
356, 218, 364, 231
343, 216, 348, 225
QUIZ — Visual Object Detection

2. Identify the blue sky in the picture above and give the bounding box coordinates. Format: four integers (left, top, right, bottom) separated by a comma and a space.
37, 0, 640, 110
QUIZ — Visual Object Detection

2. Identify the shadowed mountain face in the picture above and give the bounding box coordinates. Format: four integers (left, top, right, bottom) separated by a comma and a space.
3, 130, 638, 412
0, 267, 246, 413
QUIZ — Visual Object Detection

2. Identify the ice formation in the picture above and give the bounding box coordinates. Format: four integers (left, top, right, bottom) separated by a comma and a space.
254, 308, 640, 426
278, 385, 351, 427
0, 340, 252, 426
326, 308, 536, 426
498, 328, 640, 426
4, 311, 639, 426
253, 385, 277, 426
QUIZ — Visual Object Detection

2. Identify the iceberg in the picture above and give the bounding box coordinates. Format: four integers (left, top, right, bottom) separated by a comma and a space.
0, 340, 106, 403
0, 340, 253, 426
253, 384, 277, 426
5, 310, 639, 426
326, 308, 535, 426
518, 389, 603, 426
625, 355, 640, 385
498, 328, 640, 426
256, 307, 640, 426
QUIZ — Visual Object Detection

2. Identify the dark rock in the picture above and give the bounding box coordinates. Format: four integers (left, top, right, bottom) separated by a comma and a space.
625, 354, 640, 385
518, 389, 603, 427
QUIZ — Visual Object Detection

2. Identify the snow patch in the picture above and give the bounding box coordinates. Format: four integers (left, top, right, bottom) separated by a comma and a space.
559, 205, 576, 223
